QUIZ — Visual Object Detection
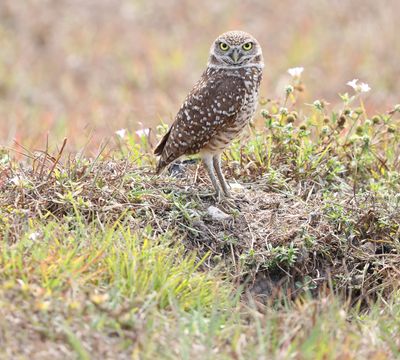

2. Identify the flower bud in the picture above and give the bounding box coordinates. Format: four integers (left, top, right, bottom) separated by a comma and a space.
286, 115, 295, 123
351, 112, 359, 120
285, 85, 294, 95
313, 100, 323, 110
261, 109, 270, 119
362, 135, 370, 145
279, 107, 288, 116
372, 116, 380, 124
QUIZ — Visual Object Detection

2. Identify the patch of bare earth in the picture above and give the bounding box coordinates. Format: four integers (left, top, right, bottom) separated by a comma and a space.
1, 159, 399, 305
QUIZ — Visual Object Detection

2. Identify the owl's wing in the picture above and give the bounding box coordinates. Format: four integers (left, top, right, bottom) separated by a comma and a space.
155, 72, 247, 173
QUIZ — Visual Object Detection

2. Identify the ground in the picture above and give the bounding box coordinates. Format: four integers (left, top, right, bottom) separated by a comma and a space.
1, 1, 400, 358
1, 112, 400, 358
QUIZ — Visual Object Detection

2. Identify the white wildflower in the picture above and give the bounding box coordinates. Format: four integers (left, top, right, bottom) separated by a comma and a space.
135, 128, 150, 137
347, 79, 358, 90
115, 129, 127, 139
288, 67, 304, 78
29, 232, 40, 241
359, 82, 371, 93
10, 176, 28, 187
347, 79, 371, 93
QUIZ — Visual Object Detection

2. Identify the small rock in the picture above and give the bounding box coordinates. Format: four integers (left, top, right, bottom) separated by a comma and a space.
207, 206, 230, 221
229, 182, 244, 192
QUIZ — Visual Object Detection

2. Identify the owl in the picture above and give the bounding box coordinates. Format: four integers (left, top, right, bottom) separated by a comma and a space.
154, 30, 264, 198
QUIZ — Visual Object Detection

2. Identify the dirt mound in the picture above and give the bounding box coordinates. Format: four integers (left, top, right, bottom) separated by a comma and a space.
1, 159, 399, 304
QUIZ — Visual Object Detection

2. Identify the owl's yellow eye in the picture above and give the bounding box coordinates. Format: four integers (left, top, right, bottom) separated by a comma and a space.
219, 42, 229, 51
242, 42, 253, 51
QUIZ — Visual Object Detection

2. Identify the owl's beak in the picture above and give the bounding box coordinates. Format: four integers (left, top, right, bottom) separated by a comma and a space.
230, 49, 240, 63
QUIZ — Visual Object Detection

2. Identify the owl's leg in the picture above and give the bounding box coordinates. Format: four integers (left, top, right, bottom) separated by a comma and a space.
213, 153, 231, 197
202, 153, 223, 198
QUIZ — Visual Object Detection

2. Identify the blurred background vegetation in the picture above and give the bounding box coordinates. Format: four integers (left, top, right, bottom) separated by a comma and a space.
1, 0, 399, 154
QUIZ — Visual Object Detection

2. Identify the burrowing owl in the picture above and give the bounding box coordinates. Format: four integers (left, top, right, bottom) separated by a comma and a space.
155, 30, 264, 197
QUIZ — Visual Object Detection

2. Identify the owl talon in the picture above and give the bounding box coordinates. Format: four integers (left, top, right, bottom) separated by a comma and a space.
217, 196, 239, 212
215, 191, 224, 204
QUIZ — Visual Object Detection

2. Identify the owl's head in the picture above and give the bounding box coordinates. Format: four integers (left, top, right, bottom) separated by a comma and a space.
208, 31, 263, 69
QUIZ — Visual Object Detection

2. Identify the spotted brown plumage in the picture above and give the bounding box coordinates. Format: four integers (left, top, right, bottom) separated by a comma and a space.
155, 30, 264, 198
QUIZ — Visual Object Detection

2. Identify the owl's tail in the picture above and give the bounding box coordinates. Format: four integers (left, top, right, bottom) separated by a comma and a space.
154, 128, 172, 174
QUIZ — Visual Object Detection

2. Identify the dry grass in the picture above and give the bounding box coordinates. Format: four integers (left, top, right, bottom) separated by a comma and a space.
2, 88, 400, 357
1, 0, 400, 153
1, 1, 400, 358
1, 152, 399, 302
1, 145, 400, 358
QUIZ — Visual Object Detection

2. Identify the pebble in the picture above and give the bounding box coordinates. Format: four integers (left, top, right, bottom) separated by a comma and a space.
207, 206, 231, 221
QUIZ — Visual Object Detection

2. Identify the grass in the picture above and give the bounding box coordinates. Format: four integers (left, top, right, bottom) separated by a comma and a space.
1, 2, 400, 356
1, 78, 400, 358
1, 1, 400, 153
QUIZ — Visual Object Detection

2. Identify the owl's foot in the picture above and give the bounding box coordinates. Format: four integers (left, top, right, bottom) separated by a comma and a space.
215, 192, 240, 213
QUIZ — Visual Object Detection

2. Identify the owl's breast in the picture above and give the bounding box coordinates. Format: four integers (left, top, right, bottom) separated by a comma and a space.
204, 83, 260, 153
